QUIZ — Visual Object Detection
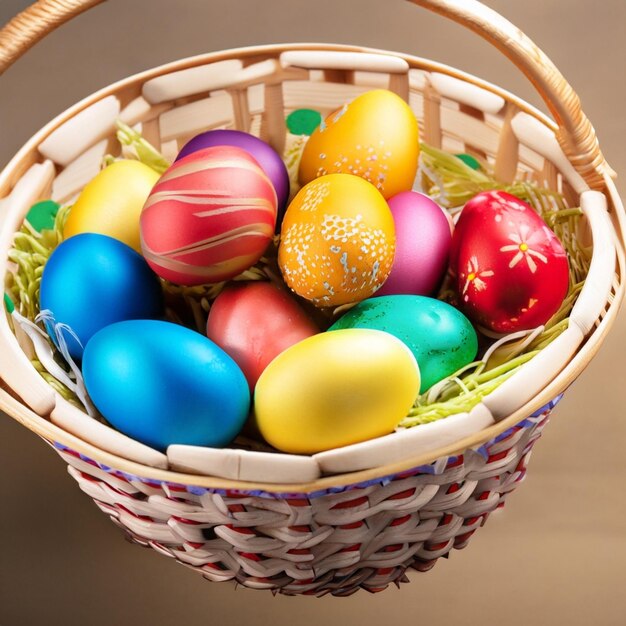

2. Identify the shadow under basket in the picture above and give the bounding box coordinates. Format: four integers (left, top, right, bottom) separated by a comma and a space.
0, 0, 625, 596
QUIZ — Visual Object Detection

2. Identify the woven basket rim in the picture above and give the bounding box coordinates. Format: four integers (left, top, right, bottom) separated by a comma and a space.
1, 42, 624, 494
0, 42, 565, 195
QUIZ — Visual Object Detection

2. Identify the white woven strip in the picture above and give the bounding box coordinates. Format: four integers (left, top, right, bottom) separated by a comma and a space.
51, 138, 107, 204
429, 72, 505, 114
158, 94, 234, 142
314, 404, 494, 474
280, 51, 409, 74
51, 396, 169, 469
511, 111, 588, 194
38, 95, 119, 166
570, 191, 616, 335
0, 161, 57, 415
142, 60, 243, 104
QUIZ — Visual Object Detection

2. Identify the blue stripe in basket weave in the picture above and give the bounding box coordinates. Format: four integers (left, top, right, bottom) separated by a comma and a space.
53, 396, 561, 500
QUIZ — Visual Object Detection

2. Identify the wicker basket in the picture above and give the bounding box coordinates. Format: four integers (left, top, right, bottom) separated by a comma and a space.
0, 0, 624, 597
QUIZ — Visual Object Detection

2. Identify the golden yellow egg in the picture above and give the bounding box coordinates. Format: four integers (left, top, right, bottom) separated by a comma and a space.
278, 174, 395, 307
298, 89, 419, 199
254, 329, 420, 454
64, 160, 160, 252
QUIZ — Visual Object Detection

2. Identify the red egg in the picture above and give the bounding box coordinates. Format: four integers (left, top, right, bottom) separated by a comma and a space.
140, 146, 277, 285
207, 281, 318, 390
450, 190, 569, 333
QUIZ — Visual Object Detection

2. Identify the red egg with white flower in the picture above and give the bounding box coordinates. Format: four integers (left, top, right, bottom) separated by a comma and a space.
140, 146, 277, 285
450, 190, 569, 333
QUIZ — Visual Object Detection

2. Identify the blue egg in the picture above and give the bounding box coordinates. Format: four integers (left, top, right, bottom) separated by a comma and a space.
83, 320, 250, 451
40, 233, 164, 358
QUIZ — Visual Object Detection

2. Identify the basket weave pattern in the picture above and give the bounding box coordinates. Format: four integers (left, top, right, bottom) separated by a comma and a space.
57, 404, 552, 595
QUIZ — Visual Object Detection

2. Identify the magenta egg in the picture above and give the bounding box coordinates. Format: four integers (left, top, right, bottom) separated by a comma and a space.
177, 129, 290, 221
377, 191, 452, 297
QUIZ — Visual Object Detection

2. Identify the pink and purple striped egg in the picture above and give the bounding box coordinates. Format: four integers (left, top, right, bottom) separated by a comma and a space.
140, 145, 277, 286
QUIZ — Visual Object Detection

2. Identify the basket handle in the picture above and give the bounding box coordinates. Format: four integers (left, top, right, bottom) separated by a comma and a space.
0, 0, 104, 74
408, 0, 609, 188
0, 0, 611, 188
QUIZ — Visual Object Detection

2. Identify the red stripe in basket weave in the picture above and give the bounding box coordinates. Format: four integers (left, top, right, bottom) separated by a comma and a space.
228, 504, 246, 513
286, 499, 310, 507
340, 521, 364, 529
446, 456, 464, 468
340, 544, 361, 553
116, 504, 153, 522
383, 544, 403, 553
386, 488, 416, 501
454, 531, 475, 545
171, 516, 201, 525
487, 450, 510, 463
225, 524, 255, 535
331, 496, 369, 510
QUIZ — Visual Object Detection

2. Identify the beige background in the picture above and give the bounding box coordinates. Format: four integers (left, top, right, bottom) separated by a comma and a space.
1, 1, 626, 624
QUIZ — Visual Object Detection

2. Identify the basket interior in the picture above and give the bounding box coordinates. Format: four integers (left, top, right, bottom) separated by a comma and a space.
0, 43, 620, 491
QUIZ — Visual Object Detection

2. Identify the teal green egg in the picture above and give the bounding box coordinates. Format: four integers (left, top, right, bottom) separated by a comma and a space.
329, 295, 478, 393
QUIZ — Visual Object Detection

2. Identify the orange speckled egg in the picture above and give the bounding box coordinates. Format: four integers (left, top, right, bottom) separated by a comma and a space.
298, 89, 419, 199
278, 173, 395, 307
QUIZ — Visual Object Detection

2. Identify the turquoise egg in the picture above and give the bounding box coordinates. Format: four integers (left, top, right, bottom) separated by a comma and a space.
329, 295, 477, 393
83, 320, 250, 451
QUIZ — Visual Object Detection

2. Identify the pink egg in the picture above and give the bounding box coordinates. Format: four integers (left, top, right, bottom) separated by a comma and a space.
376, 191, 452, 296
140, 146, 277, 286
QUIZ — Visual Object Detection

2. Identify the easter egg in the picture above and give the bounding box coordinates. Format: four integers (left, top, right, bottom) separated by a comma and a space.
207, 281, 318, 390
330, 295, 477, 393
39, 233, 164, 359
278, 174, 395, 307
377, 191, 452, 296
83, 320, 250, 451
450, 190, 569, 333
176, 129, 290, 220
298, 89, 419, 199
140, 145, 277, 286
64, 160, 160, 253
254, 329, 420, 454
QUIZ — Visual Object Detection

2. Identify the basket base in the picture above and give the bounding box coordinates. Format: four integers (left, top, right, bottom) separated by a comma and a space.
54, 402, 555, 596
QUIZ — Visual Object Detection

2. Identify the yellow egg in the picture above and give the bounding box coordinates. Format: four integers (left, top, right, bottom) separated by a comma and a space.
298, 89, 419, 199
278, 174, 395, 307
254, 329, 420, 454
64, 160, 160, 252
